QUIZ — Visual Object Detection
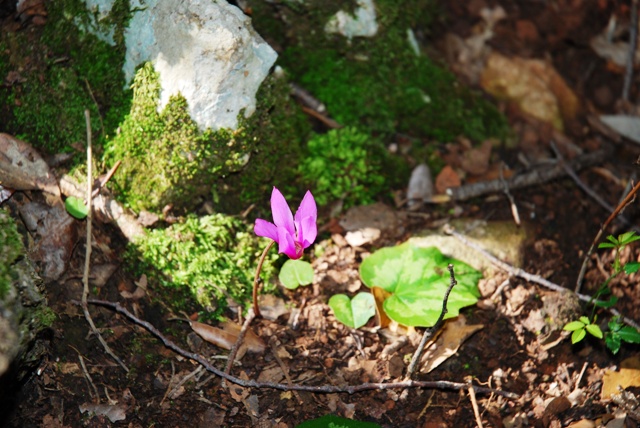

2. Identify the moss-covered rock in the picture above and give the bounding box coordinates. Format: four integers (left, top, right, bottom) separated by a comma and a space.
0, 208, 51, 379
127, 213, 279, 319
104, 63, 310, 214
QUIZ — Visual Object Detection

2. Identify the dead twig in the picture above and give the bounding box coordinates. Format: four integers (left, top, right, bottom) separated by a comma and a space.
223, 308, 256, 384
84, 298, 519, 399
252, 241, 275, 317
499, 163, 520, 226
467, 378, 484, 428
78, 354, 99, 403
575, 178, 640, 293
446, 149, 608, 201
444, 224, 640, 330
550, 141, 638, 234
269, 338, 303, 405
404, 264, 458, 380
80, 110, 129, 373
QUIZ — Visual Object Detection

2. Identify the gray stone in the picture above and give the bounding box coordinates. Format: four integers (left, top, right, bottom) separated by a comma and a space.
124, 0, 277, 131
0, 208, 50, 380
82, 0, 277, 131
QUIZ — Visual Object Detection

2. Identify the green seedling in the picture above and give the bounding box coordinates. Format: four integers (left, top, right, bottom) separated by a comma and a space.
296, 414, 381, 428
359, 243, 481, 327
328, 292, 376, 329
564, 316, 603, 344
566, 230, 640, 354
605, 317, 640, 354
64, 196, 89, 220
279, 259, 314, 290
598, 231, 640, 272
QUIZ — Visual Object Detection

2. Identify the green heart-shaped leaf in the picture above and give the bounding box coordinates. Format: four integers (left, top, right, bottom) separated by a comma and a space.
328, 292, 375, 329
65, 196, 89, 220
359, 243, 481, 327
279, 259, 314, 290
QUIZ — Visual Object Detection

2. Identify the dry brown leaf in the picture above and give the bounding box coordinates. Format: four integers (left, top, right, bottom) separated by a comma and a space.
257, 365, 285, 383
566, 420, 596, 428
419, 315, 484, 373
372, 286, 392, 329
480, 53, 580, 131
257, 294, 290, 321
602, 357, 640, 400
189, 321, 236, 349
0, 133, 60, 197
435, 165, 461, 194
220, 321, 266, 353
460, 139, 493, 176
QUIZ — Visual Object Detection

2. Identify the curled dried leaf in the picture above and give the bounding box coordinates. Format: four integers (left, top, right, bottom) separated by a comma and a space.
189, 321, 265, 354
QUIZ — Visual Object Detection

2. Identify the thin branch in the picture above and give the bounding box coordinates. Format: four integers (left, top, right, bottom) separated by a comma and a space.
78, 354, 99, 403
252, 240, 275, 317
83, 299, 519, 399
549, 141, 637, 234
405, 264, 458, 380
575, 179, 640, 293
444, 225, 640, 330
468, 379, 484, 428
446, 149, 607, 201
80, 110, 129, 373
223, 308, 256, 382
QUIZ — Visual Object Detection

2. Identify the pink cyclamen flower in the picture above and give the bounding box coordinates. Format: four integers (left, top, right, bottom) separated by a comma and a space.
254, 187, 317, 260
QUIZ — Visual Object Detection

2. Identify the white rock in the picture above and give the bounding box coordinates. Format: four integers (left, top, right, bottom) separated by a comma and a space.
81, 0, 277, 131
600, 115, 640, 144
325, 0, 379, 40
406, 163, 433, 208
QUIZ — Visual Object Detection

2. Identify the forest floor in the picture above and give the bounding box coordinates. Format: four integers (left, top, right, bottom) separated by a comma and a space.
4, 0, 640, 427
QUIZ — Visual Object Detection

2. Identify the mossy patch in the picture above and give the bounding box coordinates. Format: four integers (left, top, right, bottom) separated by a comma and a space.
0, 0, 131, 155
251, 0, 508, 142
104, 62, 310, 214
299, 127, 387, 208
0, 208, 23, 299
127, 213, 279, 319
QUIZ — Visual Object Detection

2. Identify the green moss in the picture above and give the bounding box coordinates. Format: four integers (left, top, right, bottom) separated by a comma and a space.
105, 63, 310, 214
251, 0, 507, 142
299, 127, 387, 208
0, 0, 130, 154
0, 208, 23, 299
127, 213, 278, 319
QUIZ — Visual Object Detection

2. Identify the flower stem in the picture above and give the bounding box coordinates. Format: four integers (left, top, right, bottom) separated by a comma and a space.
252, 240, 275, 318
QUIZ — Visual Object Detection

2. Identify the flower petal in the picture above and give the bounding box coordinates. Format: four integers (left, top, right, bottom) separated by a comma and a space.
299, 215, 317, 248
294, 190, 317, 248
270, 187, 295, 236
294, 190, 317, 224
254, 219, 279, 242
277, 227, 300, 259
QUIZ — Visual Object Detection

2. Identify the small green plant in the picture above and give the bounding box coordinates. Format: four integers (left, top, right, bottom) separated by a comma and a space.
564, 316, 603, 344
605, 317, 640, 354
279, 259, 314, 290
299, 127, 386, 208
352, 243, 481, 327
328, 292, 376, 329
564, 231, 640, 353
129, 213, 277, 319
64, 196, 89, 220
296, 414, 381, 428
